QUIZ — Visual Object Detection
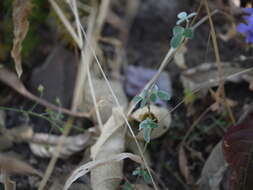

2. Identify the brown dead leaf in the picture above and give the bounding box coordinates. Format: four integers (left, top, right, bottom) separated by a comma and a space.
197, 142, 228, 190
181, 62, 253, 98
90, 107, 126, 190
174, 45, 187, 69
29, 132, 91, 158
63, 153, 142, 190
0, 153, 42, 177
0, 67, 90, 118
179, 145, 193, 184
11, 0, 32, 77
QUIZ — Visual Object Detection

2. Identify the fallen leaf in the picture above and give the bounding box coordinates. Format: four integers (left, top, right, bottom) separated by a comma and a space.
179, 145, 192, 184
223, 119, 253, 190
174, 45, 187, 69
0, 153, 42, 177
198, 142, 228, 190
181, 62, 253, 98
29, 132, 91, 158
81, 78, 128, 124
90, 107, 126, 190
11, 0, 32, 77
63, 153, 142, 190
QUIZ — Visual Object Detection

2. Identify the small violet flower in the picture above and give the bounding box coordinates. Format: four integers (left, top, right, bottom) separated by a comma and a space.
237, 8, 253, 43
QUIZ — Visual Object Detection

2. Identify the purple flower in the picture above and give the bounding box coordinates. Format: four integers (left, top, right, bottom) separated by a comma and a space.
237, 8, 253, 43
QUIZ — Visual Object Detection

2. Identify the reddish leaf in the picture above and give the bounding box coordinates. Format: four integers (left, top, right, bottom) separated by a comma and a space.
223, 119, 253, 190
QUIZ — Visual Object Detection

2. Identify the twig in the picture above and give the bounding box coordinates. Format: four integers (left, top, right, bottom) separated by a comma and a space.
0, 68, 90, 118
38, 117, 74, 190
204, 0, 235, 124
127, 9, 219, 116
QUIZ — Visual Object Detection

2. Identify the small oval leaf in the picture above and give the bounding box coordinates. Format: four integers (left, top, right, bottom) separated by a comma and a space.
173, 26, 184, 36
150, 93, 157, 103
143, 127, 151, 143
157, 90, 171, 101
170, 34, 183, 48
183, 28, 194, 39
177, 12, 187, 19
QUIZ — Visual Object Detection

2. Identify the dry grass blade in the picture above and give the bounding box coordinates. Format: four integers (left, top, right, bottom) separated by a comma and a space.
63, 153, 142, 190
203, 0, 235, 124
38, 117, 74, 190
0, 68, 90, 118
11, 0, 32, 77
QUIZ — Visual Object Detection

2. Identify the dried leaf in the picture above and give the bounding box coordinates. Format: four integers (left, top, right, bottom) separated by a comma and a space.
223, 119, 253, 190
174, 45, 187, 69
63, 153, 142, 190
81, 79, 128, 124
90, 107, 126, 190
180, 62, 250, 98
179, 146, 192, 184
29, 132, 91, 158
11, 0, 32, 77
198, 142, 228, 190
0, 153, 42, 177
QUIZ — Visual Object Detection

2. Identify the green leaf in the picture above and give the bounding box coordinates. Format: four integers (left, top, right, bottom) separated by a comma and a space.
183, 28, 194, 39
143, 170, 152, 183
187, 12, 197, 19
132, 167, 141, 176
140, 98, 147, 108
143, 127, 152, 143
151, 85, 159, 93
139, 119, 158, 130
157, 90, 171, 101
177, 12, 187, 19
150, 93, 157, 103
173, 26, 184, 36
170, 33, 183, 48
133, 95, 142, 103
140, 89, 148, 99
122, 182, 134, 190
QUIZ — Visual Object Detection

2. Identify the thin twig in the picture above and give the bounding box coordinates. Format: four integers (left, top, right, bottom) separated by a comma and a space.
38, 117, 74, 190
204, 0, 235, 124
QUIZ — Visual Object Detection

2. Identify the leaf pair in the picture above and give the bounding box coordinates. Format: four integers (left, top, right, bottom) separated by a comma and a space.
171, 26, 194, 48
132, 167, 151, 183
133, 86, 171, 108
139, 118, 159, 143
176, 12, 196, 25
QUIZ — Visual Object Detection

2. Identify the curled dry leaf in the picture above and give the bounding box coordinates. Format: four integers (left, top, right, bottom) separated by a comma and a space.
179, 145, 193, 184
0, 153, 42, 177
29, 132, 91, 158
63, 153, 142, 190
81, 78, 128, 124
174, 45, 187, 69
198, 142, 228, 190
90, 107, 126, 190
11, 0, 32, 77
129, 105, 171, 141
180, 62, 253, 98
0, 68, 89, 118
